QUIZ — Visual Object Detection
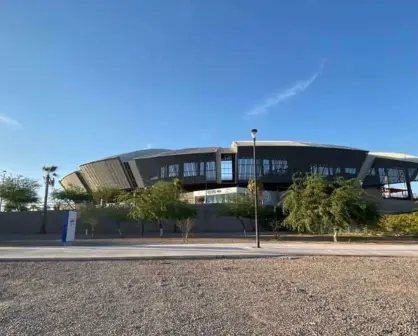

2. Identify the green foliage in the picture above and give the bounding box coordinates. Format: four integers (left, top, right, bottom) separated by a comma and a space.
217, 194, 254, 235
128, 180, 184, 236
217, 194, 254, 219
170, 202, 197, 221
93, 187, 122, 205
378, 212, 418, 235
52, 186, 93, 204
78, 204, 100, 238
101, 204, 129, 237
247, 178, 264, 200
0, 176, 40, 211
174, 203, 198, 242
42, 166, 58, 186
281, 174, 380, 241
102, 205, 129, 221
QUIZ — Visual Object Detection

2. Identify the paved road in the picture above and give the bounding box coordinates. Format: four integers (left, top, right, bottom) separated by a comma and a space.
1, 243, 418, 261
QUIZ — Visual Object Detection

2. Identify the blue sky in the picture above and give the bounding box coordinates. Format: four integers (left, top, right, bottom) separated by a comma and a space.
1, 0, 418, 183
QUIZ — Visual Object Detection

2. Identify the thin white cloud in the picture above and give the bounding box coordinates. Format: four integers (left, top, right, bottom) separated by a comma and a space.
247, 61, 326, 116
0, 114, 22, 129
144, 144, 153, 149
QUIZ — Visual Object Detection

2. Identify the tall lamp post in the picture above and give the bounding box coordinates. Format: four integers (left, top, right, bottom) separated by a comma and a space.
251, 129, 260, 248
0, 170, 6, 212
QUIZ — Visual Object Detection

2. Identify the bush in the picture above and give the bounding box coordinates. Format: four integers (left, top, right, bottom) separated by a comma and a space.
377, 212, 418, 235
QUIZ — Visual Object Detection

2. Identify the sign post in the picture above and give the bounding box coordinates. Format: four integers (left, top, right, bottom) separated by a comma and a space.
61, 211, 77, 245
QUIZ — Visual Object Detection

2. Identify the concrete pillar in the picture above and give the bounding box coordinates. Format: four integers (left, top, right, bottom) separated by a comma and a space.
405, 167, 413, 200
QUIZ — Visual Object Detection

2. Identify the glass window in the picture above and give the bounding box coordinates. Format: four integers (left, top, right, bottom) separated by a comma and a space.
256, 159, 262, 178
199, 162, 205, 176
263, 159, 270, 175
238, 158, 254, 180
368, 168, 376, 176
221, 160, 233, 181
386, 168, 405, 184
311, 164, 331, 176
345, 168, 357, 175
409, 168, 418, 181
206, 161, 216, 180
168, 164, 179, 177
183, 162, 197, 177
271, 159, 288, 175
160, 166, 166, 178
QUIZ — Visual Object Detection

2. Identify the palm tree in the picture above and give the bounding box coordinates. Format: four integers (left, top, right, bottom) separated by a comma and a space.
41, 166, 58, 234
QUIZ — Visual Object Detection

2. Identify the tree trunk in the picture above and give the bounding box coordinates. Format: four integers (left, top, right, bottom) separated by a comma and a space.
173, 222, 177, 233
117, 220, 123, 238
141, 221, 145, 236
333, 228, 338, 242
91, 226, 95, 239
238, 218, 247, 237
158, 221, 163, 237
85, 228, 88, 237
41, 175, 49, 234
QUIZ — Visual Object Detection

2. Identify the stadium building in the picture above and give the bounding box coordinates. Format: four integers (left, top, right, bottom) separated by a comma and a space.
60, 141, 418, 213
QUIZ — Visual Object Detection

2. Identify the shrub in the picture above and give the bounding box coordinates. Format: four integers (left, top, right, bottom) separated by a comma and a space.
378, 212, 418, 235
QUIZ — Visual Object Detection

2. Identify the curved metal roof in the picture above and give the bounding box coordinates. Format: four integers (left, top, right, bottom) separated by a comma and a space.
369, 152, 418, 163
135, 147, 220, 159
232, 140, 363, 151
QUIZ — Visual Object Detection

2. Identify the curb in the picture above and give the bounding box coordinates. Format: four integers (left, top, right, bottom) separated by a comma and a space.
0, 252, 416, 262
0, 254, 294, 262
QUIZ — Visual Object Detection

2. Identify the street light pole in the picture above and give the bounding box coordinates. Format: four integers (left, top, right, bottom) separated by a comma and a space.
0, 170, 6, 212
251, 129, 260, 248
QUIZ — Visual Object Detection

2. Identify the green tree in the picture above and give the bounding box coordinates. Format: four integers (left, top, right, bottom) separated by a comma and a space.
0, 176, 40, 211
173, 202, 198, 243
102, 205, 129, 237
247, 178, 264, 201
52, 186, 93, 209
41, 166, 58, 234
217, 194, 254, 236
128, 180, 184, 237
118, 189, 148, 235
282, 174, 379, 242
78, 203, 100, 238
93, 187, 122, 207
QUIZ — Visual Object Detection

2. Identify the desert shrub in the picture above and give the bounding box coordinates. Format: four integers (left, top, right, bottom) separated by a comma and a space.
378, 212, 418, 235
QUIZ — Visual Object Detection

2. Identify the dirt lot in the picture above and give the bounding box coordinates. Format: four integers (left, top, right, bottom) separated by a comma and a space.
1, 257, 418, 335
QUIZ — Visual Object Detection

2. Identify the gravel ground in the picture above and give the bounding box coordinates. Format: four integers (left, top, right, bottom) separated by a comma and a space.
1, 257, 418, 336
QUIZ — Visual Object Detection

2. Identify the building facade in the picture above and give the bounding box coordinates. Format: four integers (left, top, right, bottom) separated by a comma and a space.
60, 141, 418, 212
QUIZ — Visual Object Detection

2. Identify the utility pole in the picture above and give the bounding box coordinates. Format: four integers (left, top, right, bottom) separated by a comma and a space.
41, 173, 50, 234
0, 170, 6, 212
251, 129, 260, 248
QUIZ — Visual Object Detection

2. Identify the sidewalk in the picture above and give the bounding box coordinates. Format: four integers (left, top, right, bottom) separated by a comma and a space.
1, 243, 418, 261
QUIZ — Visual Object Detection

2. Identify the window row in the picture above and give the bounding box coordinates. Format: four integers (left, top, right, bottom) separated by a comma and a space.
311, 165, 357, 176
159, 161, 216, 180
237, 158, 357, 180
238, 158, 289, 180
366, 167, 418, 185
368, 167, 407, 185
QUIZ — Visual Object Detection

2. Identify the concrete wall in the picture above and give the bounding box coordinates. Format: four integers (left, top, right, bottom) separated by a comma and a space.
0, 205, 252, 235
0, 211, 69, 234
